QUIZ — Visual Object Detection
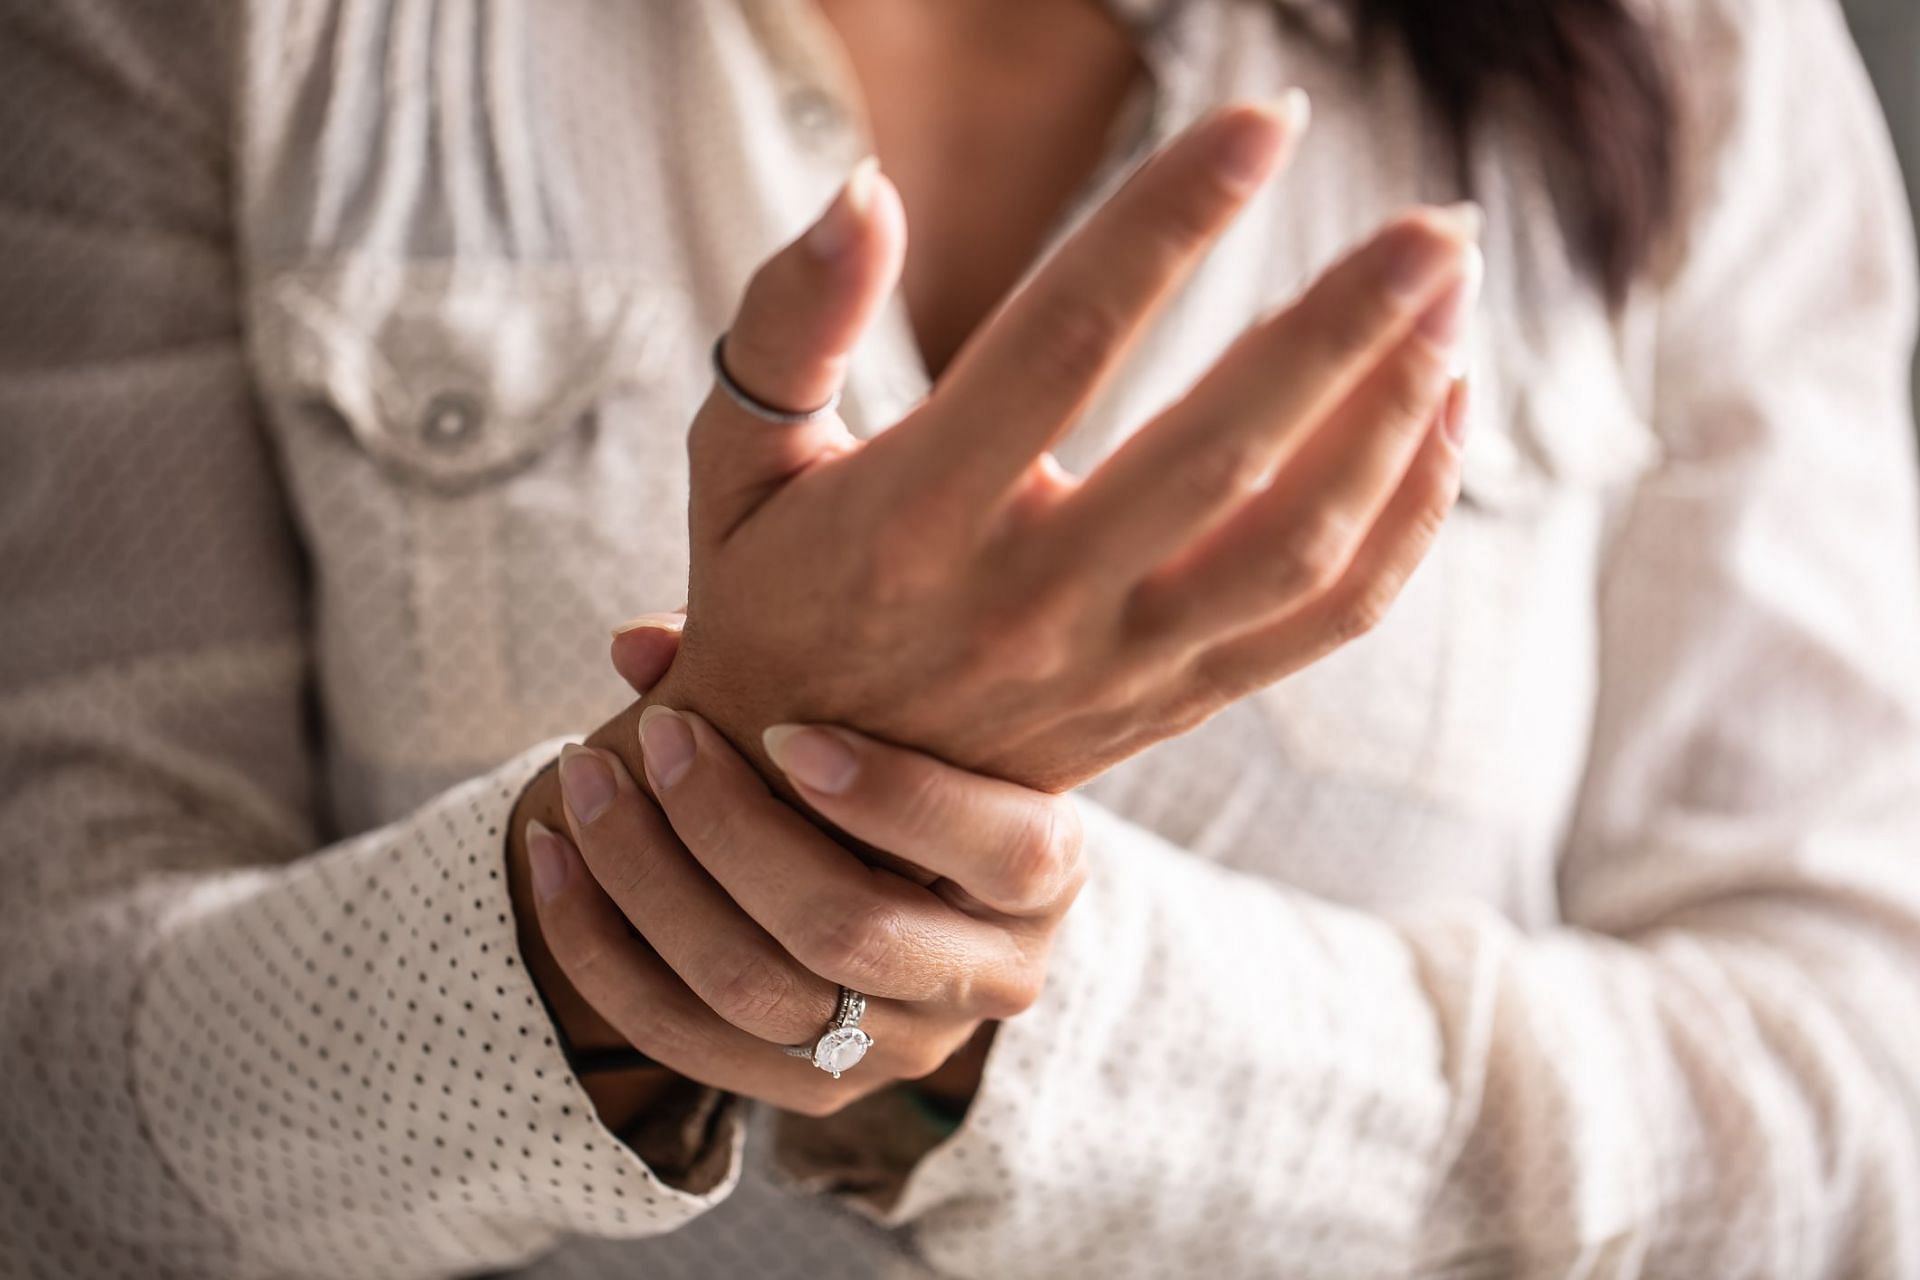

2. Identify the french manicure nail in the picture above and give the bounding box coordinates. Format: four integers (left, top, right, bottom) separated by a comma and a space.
807, 155, 880, 260
558, 744, 616, 826
1436, 200, 1484, 243
526, 819, 573, 904
1217, 91, 1306, 195
1417, 244, 1484, 369
611, 611, 685, 639
638, 705, 696, 789
762, 724, 860, 795
1387, 202, 1483, 302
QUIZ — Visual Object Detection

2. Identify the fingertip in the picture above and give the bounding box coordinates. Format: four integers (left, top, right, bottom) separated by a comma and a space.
762, 723, 860, 796
611, 611, 685, 639
1210, 94, 1306, 197
1281, 87, 1312, 136
636, 704, 696, 790
526, 818, 576, 904
805, 156, 906, 272
609, 619, 682, 695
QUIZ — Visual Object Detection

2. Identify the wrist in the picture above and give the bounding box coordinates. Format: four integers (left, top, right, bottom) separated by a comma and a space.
506, 756, 676, 1128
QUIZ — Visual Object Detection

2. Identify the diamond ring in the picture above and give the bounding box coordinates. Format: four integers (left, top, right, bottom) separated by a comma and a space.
784, 986, 873, 1078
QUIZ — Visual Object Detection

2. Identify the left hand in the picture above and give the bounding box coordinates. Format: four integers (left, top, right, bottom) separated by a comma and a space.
524, 679, 1085, 1115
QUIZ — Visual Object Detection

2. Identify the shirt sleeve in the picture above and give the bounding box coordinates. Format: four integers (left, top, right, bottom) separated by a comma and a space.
0, 4, 742, 1276
797, 1, 1920, 1275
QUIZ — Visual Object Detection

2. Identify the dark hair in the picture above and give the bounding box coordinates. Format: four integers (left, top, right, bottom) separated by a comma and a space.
1356, 0, 1679, 305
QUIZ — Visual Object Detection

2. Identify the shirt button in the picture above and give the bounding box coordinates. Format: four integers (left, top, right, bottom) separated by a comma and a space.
784, 86, 844, 141
419, 391, 483, 449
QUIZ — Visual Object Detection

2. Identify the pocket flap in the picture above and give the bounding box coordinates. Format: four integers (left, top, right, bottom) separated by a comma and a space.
251, 261, 671, 491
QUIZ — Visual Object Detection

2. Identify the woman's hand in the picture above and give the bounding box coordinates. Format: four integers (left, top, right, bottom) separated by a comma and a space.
524, 714, 1083, 1115
506, 96, 1475, 1108
625, 96, 1478, 793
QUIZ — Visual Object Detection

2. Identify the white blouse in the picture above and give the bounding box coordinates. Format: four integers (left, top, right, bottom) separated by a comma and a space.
3, 0, 1919, 1276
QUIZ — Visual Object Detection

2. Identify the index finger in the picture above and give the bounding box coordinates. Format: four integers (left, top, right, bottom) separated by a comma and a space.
761, 723, 1086, 919
882, 94, 1310, 513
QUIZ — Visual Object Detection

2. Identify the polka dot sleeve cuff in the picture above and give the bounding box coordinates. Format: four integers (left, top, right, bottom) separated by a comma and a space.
129, 739, 747, 1277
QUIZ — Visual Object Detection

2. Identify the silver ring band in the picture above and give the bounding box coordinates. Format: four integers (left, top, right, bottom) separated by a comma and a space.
711, 333, 841, 425
784, 986, 873, 1078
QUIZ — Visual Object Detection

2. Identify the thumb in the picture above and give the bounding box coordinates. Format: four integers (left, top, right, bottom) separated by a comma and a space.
608, 610, 684, 694
690, 157, 906, 541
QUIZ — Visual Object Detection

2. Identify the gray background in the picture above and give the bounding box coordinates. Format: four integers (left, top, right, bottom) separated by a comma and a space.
1844, 0, 1920, 409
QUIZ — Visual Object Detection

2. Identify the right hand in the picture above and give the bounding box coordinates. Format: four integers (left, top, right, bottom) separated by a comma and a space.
508, 98, 1477, 1100
638, 95, 1480, 792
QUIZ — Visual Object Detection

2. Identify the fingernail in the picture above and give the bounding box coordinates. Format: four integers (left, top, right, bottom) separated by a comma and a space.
1436, 200, 1484, 243
762, 724, 860, 795
558, 744, 616, 826
611, 611, 685, 639
1387, 203, 1482, 302
526, 819, 573, 904
807, 155, 880, 260
1441, 376, 1472, 450
1417, 244, 1483, 368
638, 705, 696, 790
1217, 91, 1306, 195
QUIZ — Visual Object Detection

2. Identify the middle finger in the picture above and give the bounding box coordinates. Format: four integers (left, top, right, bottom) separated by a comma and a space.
881, 97, 1307, 515
635, 706, 1038, 1018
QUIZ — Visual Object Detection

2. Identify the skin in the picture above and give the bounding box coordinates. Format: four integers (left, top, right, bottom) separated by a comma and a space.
506, 1, 1482, 1127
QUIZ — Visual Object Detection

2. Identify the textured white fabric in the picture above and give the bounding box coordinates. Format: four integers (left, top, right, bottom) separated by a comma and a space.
2, 0, 1919, 1276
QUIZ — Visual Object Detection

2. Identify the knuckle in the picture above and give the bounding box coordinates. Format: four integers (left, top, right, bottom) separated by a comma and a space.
991, 823, 1058, 908
554, 927, 620, 1001
703, 951, 804, 1033
1023, 294, 1124, 392
1273, 511, 1361, 598
1184, 651, 1255, 718
800, 901, 906, 988
976, 968, 1046, 1020
992, 798, 1081, 909
1326, 579, 1402, 646
663, 801, 733, 865
1134, 180, 1226, 252
1378, 343, 1452, 428
1294, 285, 1387, 372
977, 588, 1085, 681
1173, 438, 1273, 510
598, 843, 665, 907
890, 763, 958, 842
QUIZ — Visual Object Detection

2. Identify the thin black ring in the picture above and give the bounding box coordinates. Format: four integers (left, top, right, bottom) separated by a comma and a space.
710, 332, 841, 424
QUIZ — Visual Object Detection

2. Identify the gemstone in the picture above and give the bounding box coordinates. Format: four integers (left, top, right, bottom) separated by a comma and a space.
812, 1027, 872, 1078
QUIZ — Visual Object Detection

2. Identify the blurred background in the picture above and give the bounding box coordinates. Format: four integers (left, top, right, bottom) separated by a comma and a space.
1844, 0, 1920, 410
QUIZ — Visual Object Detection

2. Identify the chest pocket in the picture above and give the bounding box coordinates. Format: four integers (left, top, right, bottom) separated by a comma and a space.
247, 261, 698, 809
253, 261, 673, 491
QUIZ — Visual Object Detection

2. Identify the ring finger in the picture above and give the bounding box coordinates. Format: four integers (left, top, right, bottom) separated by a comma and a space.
527, 821, 893, 1111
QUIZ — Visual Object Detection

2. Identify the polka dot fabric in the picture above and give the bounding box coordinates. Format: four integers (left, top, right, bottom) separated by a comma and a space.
132, 743, 747, 1275
5, 0, 1920, 1277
